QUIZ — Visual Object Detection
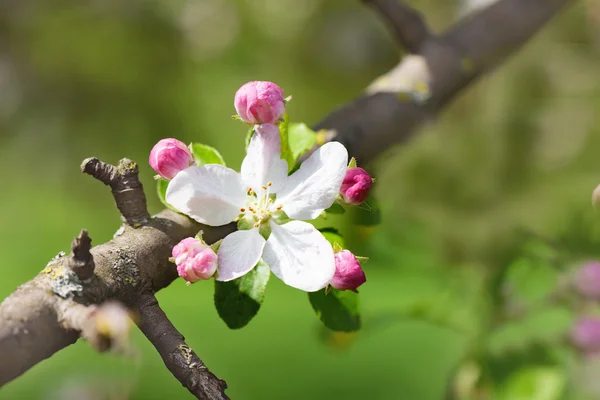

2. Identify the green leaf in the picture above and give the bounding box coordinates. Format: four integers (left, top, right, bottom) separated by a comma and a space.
497, 367, 565, 400
504, 258, 558, 306
214, 260, 270, 329
319, 227, 345, 249
287, 123, 317, 164
190, 143, 226, 166
309, 288, 361, 332
325, 202, 346, 215
278, 113, 294, 171
156, 178, 177, 211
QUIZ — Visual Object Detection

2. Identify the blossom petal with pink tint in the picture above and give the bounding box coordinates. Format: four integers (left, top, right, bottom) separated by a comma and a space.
241, 124, 288, 194
166, 165, 246, 226
276, 142, 348, 220
216, 229, 266, 282
263, 220, 335, 292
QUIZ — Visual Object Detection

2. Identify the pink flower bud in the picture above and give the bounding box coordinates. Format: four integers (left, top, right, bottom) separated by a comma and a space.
330, 250, 366, 291
571, 318, 600, 354
149, 138, 193, 180
339, 167, 373, 205
172, 237, 218, 283
575, 262, 600, 300
234, 81, 286, 125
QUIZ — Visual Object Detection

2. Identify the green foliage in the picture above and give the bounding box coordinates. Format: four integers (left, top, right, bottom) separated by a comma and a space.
319, 227, 346, 249
496, 367, 566, 400
214, 261, 270, 329
156, 178, 177, 211
287, 123, 317, 163
325, 202, 346, 215
308, 288, 361, 332
190, 143, 226, 166
278, 113, 294, 170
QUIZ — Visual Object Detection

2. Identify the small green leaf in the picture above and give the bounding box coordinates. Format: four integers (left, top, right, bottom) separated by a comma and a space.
245, 127, 254, 149
287, 123, 317, 165
278, 114, 294, 171
325, 202, 346, 215
214, 260, 270, 329
309, 288, 361, 332
348, 157, 357, 169
190, 143, 226, 166
156, 179, 177, 211
319, 227, 345, 249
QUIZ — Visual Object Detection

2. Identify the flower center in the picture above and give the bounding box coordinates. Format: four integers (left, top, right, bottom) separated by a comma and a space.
239, 181, 282, 228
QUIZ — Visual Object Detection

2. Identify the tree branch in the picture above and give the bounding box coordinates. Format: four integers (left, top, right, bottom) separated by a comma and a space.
362, 0, 431, 52
132, 293, 229, 400
0, 0, 575, 396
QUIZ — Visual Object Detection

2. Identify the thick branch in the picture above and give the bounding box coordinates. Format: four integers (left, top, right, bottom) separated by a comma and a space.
133, 293, 229, 400
362, 0, 431, 52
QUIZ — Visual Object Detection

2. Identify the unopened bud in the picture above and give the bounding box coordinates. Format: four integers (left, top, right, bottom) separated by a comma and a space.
340, 167, 373, 206
571, 317, 600, 354
330, 250, 366, 291
149, 138, 193, 180
575, 261, 600, 300
234, 81, 285, 125
172, 237, 218, 283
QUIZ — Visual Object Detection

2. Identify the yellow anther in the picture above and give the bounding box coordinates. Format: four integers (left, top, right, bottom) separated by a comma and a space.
240, 207, 246, 212
268, 198, 273, 203
261, 185, 267, 190
253, 222, 260, 228
276, 205, 283, 210
267, 182, 273, 187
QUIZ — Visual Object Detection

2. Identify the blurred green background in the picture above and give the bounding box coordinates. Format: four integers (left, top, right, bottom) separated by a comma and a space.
1, 0, 600, 398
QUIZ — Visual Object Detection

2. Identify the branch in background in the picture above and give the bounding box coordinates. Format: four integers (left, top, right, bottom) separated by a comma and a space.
313, 0, 573, 164
133, 293, 229, 400
0, 0, 575, 397
362, 0, 431, 52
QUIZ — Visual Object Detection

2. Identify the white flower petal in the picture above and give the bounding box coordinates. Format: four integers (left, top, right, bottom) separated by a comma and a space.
241, 124, 288, 194
216, 229, 266, 281
276, 142, 348, 220
263, 220, 335, 292
166, 165, 246, 226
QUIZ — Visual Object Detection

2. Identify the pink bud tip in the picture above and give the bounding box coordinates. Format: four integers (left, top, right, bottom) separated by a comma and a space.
172, 237, 218, 283
571, 318, 600, 354
575, 262, 600, 300
149, 138, 193, 180
234, 81, 286, 125
330, 250, 366, 291
340, 167, 373, 206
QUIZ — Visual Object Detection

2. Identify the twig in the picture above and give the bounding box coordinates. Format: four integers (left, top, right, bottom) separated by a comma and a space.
132, 293, 229, 400
81, 158, 150, 226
